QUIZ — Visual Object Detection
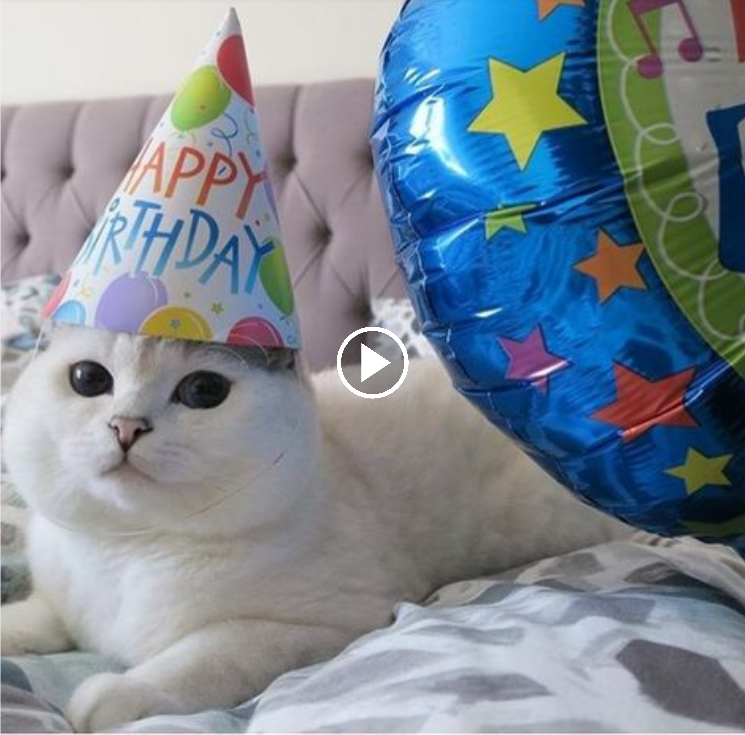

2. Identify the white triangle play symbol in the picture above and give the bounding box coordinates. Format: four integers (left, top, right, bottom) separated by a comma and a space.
360, 343, 392, 383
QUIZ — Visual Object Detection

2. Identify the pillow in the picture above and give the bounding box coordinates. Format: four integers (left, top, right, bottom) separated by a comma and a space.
1, 273, 59, 603
1, 274, 60, 351
369, 297, 435, 360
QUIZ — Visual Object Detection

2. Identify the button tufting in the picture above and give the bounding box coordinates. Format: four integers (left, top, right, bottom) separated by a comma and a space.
61, 165, 75, 179
316, 224, 332, 246
1, 169, 5, 182
17, 232, 30, 248
358, 303, 373, 322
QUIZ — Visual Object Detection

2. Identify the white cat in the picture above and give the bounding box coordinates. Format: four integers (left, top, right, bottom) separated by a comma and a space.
1, 324, 629, 731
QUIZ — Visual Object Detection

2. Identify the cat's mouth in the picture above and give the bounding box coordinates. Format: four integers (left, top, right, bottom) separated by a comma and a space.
102, 457, 154, 483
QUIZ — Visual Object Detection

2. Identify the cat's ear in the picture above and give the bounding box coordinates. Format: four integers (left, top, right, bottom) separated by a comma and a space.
264, 348, 297, 372
265, 349, 314, 391
222, 344, 299, 373
44, 321, 77, 341
39, 321, 94, 352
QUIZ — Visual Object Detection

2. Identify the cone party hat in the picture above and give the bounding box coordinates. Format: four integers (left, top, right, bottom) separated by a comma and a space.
45, 9, 300, 349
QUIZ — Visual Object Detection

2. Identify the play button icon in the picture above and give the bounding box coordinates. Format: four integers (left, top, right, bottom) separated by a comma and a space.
360, 343, 391, 383
337, 327, 409, 398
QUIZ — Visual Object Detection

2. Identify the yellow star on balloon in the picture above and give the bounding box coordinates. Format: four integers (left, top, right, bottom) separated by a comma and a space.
485, 204, 535, 239
666, 448, 733, 495
468, 54, 587, 170
535, 0, 585, 21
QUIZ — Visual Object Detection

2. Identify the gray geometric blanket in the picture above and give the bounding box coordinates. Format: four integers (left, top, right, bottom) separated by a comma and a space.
3, 535, 745, 733
241, 535, 745, 733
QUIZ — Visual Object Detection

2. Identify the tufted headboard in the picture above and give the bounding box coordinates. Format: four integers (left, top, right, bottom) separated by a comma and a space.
0, 79, 405, 371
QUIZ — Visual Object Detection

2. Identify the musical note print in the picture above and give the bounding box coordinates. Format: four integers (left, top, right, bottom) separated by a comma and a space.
628, 0, 704, 79
707, 103, 745, 273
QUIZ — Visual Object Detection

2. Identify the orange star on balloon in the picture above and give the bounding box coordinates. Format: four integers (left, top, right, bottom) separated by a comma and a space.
534, 0, 585, 20
593, 363, 697, 442
574, 232, 646, 303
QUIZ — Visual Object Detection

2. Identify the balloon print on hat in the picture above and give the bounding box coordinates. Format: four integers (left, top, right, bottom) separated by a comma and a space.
217, 34, 255, 105
95, 274, 168, 333
171, 67, 231, 133
42, 271, 72, 320
140, 306, 213, 342
228, 316, 284, 347
52, 300, 87, 326
259, 238, 295, 316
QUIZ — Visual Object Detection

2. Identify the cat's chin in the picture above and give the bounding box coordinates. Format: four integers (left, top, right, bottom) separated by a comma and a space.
82, 465, 197, 527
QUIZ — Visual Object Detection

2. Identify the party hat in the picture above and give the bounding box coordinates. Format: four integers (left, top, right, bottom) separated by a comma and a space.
45, 9, 300, 349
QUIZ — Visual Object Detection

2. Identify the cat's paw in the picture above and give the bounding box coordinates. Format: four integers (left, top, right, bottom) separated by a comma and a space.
1, 598, 72, 656
67, 673, 186, 732
0, 614, 28, 657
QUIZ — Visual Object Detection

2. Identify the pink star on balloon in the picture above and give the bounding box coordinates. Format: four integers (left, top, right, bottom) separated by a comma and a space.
497, 326, 570, 394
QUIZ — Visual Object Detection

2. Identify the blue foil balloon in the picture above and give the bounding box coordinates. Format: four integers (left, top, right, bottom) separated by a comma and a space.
371, 0, 745, 550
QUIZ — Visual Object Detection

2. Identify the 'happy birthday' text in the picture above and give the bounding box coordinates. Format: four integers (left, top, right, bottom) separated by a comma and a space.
73, 199, 276, 295
122, 138, 267, 220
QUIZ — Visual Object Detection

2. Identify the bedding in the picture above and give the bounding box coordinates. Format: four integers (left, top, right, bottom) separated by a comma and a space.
2, 274, 60, 603
3, 537, 745, 733
2, 276, 745, 733
370, 298, 435, 360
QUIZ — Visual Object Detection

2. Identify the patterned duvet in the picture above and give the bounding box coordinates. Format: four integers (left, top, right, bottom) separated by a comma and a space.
3, 536, 745, 733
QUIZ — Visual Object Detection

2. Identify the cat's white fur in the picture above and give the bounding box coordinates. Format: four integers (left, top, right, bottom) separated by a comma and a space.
2, 325, 629, 731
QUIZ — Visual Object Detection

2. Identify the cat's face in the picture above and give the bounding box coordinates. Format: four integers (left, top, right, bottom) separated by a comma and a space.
3, 325, 318, 535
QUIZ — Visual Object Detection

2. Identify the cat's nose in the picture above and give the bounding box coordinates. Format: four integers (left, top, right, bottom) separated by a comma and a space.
108, 416, 152, 451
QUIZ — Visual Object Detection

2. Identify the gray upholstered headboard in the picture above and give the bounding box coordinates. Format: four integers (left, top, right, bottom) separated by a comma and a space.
0, 79, 405, 371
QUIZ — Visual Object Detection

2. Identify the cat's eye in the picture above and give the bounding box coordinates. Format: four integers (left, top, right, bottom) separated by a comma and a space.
69, 361, 113, 397
173, 371, 231, 409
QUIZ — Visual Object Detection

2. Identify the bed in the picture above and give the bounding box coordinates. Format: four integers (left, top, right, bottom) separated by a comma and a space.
2, 80, 745, 733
